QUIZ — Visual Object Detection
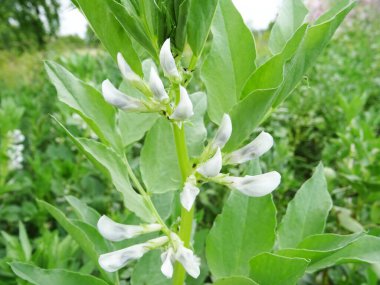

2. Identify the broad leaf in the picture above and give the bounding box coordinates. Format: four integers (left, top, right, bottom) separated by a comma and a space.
45, 61, 122, 151
74, 0, 142, 74
65, 196, 101, 227
201, 0, 256, 124
269, 0, 308, 54
11, 263, 109, 285
213, 277, 258, 285
308, 235, 380, 272
277, 163, 332, 249
37, 200, 115, 283
249, 253, 309, 285
206, 193, 276, 278
140, 118, 181, 193
56, 120, 154, 222
131, 251, 170, 285
175, 0, 191, 51
187, 0, 218, 56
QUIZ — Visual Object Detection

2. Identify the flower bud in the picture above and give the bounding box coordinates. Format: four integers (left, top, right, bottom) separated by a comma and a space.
149, 67, 169, 102
159, 39, 180, 81
99, 236, 168, 272
102, 79, 148, 112
174, 244, 201, 278
169, 86, 193, 121
212, 114, 232, 149
117, 53, 150, 95
180, 175, 200, 211
197, 148, 222, 178
222, 171, 281, 197
224, 131, 274, 164
161, 247, 175, 278
97, 215, 162, 242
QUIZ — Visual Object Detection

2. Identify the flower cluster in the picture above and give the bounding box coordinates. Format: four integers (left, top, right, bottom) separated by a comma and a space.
101, 39, 193, 123
6, 129, 25, 171
97, 215, 200, 278
180, 114, 281, 211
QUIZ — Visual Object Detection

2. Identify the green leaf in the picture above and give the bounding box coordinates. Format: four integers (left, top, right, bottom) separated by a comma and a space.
45, 61, 122, 151
65, 196, 101, 227
269, 0, 308, 54
308, 235, 380, 272
74, 0, 142, 74
277, 232, 365, 265
249, 253, 309, 285
36, 200, 116, 283
224, 24, 307, 151
206, 193, 276, 278
201, 0, 256, 124
10, 263, 109, 285
272, 0, 356, 106
140, 118, 181, 193
55, 119, 154, 222
131, 251, 170, 285
187, 0, 218, 56
105, 0, 158, 59
18, 222, 31, 262
186, 92, 207, 157
213, 276, 258, 285
175, 0, 191, 51
277, 163, 332, 249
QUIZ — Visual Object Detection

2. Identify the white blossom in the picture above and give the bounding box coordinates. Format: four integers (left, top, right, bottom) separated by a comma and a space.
149, 67, 169, 102
169, 86, 193, 121
159, 39, 180, 81
11, 129, 25, 144
6, 130, 25, 171
117, 53, 150, 94
99, 236, 168, 272
180, 175, 200, 211
197, 148, 222, 178
160, 234, 200, 279
225, 131, 274, 164
102, 79, 148, 112
160, 247, 175, 278
221, 171, 281, 197
97, 215, 162, 242
211, 114, 232, 150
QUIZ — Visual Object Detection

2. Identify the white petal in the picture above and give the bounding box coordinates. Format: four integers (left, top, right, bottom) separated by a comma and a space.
175, 245, 200, 278
99, 243, 148, 272
117, 52, 142, 83
169, 86, 194, 121
180, 175, 200, 211
212, 114, 232, 149
160, 248, 175, 278
225, 131, 274, 164
159, 39, 180, 80
149, 67, 169, 102
97, 215, 162, 241
102, 79, 147, 111
223, 171, 281, 197
197, 148, 222, 178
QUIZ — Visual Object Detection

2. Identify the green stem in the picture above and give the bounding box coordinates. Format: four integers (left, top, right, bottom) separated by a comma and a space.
171, 123, 194, 285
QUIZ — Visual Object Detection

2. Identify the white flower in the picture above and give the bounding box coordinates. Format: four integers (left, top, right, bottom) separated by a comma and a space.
149, 67, 169, 102
197, 148, 222, 178
160, 234, 200, 279
11, 129, 25, 144
222, 171, 281, 197
160, 247, 175, 278
224, 131, 274, 164
6, 130, 24, 171
180, 175, 200, 211
102, 79, 148, 112
211, 114, 232, 150
99, 236, 168, 272
117, 53, 150, 95
159, 39, 180, 81
97, 215, 162, 242
169, 86, 193, 121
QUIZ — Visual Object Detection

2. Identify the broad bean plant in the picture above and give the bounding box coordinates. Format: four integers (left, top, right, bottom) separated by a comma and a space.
10, 0, 380, 284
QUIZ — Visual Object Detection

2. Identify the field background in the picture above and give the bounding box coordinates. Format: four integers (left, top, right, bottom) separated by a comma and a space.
0, 0, 379, 284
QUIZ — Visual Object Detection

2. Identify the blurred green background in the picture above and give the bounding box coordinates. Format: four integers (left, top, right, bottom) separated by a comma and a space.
0, 0, 379, 284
